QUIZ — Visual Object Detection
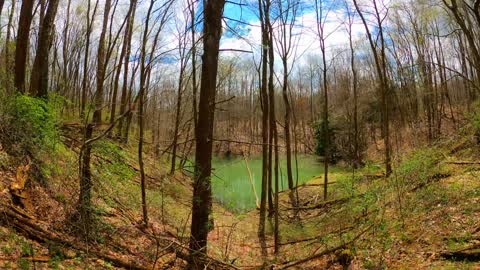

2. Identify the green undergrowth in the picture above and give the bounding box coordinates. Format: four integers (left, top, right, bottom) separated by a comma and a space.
0, 94, 62, 158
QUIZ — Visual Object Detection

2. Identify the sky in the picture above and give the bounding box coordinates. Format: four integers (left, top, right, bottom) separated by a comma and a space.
219, 0, 369, 69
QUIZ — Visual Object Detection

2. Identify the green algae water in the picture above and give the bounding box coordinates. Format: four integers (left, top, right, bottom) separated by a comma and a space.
211, 155, 329, 213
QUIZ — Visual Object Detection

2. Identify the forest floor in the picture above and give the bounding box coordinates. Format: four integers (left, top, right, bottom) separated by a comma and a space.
0, 125, 479, 269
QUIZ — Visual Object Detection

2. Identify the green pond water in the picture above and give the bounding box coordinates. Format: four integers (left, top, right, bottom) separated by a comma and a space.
211, 155, 327, 213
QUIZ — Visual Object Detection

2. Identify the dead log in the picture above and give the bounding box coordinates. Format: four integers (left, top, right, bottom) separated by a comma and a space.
270, 225, 354, 247
22, 256, 51, 262
362, 173, 384, 180
288, 194, 362, 211
440, 244, 480, 262
275, 225, 373, 269
0, 203, 159, 270
278, 182, 338, 195
446, 161, 480, 165
409, 173, 451, 192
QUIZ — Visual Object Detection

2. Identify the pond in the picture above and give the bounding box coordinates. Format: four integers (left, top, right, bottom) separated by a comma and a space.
211, 155, 328, 213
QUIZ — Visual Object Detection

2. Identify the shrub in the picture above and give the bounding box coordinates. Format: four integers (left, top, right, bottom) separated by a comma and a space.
396, 147, 444, 187
471, 102, 480, 144
313, 117, 367, 165
0, 94, 61, 158
313, 119, 338, 162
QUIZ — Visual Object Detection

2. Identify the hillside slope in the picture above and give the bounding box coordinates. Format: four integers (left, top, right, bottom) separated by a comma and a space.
0, 124, 479, 269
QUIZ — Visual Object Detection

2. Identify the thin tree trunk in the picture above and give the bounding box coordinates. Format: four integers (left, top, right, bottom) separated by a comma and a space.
266, 5, 279, 253
81, 0, 99, 117
93, 0, 112, 124
4, 0, 15, 92
110, 0, 135, 137
257, 0, 269, 259
78, 124, 94, 239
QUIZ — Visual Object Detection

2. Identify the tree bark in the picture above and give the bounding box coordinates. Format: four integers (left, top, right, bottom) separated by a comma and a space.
30, 0, 60, 98
117, 0, 137, 141
14, 0, 35, 93
81, 0, 99, 117
110, 0, 136, 137
188, 0, 225, 267
257, 0, 269, 258
92, 0, 112, 124
78, 124, 94, 239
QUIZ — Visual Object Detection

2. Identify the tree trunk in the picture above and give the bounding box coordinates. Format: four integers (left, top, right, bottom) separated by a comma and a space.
110, 0, 136, 137
4, 0, 15, 92
117, 1, 136, 141
0, 0, 5, 38
14, 0, 35, 93
188, 0, 225, 267
81, 0, 99, 117
257, 0, 269, 258
78, 124, 94, 239
30, 0, 60, 98
266, 2, 279, 253
92, 0, 112, 124
170, 36, 188, 174
353, 0, 392, 176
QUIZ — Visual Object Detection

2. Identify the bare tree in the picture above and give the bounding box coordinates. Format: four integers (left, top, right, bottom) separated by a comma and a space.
345, 1, 361, 167
109, 0, 136, 137
170, 8, 191, 175
117, 1, 137, 141
81, 0, 100, 117
257, 0, 270, 259
352, 0, 392, 176
314, 0, 333, 199
274, 0, 300, 207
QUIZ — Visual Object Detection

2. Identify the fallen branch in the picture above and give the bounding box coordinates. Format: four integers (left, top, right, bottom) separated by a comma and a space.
409, 173, 451, 192
278, 182, 337, 195
22, 256, 50, 263
288, 195, 358, 211
362, 173, 385, 180
440, 243, 480, 262
275, 225, 373, 269
0, 203, 159, 270
446, 161, 480, 165
271, 225, 354, 247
